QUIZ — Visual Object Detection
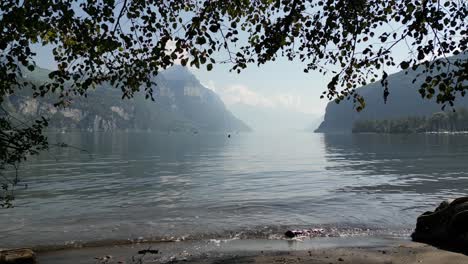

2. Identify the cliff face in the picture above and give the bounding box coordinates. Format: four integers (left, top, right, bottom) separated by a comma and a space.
316, 54, 468, 133
5, 66, 251, 133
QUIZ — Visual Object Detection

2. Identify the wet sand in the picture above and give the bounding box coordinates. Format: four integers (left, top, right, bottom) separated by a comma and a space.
36, 237, 468, 264
242, 244, 468, 264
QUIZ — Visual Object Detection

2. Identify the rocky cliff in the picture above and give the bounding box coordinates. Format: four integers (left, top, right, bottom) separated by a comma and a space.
4, 66, 251, 133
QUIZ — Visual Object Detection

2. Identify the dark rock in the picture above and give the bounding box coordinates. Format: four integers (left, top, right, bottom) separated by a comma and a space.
0, 248, 36, 264
412, 197, 468, 251
137, 249, 159, 255
284, 229, 325, 238
284, 230, 296, 238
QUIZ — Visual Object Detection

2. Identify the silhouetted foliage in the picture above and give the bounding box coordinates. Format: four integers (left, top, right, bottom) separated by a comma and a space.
353, 108, 468, 133
0, 0, 466, 204
0, 108, 48, 207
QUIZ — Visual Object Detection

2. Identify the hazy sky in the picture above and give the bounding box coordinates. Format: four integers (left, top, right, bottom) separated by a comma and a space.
30, 2, 446, 119
192, 48, 407, 117
193, 59, 331, 116
34, 44, 330, 116
30, 2, 331, 116
33, 38, 410, 118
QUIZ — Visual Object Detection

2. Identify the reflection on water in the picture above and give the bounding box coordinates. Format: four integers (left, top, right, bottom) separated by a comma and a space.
0, 132, 467, 248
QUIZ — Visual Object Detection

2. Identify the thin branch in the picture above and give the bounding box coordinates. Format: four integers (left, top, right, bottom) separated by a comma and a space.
112, 0, 128, 35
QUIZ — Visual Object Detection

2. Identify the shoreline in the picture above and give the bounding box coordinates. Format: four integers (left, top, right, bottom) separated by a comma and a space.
34, 236, 468, 264
4, 225, 414, 253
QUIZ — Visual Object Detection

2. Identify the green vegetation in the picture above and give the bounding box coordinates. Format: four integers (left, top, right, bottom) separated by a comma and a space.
353, 109, 468, 134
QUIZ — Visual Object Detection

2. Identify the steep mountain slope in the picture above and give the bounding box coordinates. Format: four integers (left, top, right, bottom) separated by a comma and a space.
4, 66, 251, 133
316, 54, 468, 133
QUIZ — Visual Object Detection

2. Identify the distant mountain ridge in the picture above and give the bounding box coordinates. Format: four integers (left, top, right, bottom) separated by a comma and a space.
4, 65, 251, 133
316, 54, 468, 133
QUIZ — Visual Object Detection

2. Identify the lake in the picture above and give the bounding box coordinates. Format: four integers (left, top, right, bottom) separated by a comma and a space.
1, 132, 467, 248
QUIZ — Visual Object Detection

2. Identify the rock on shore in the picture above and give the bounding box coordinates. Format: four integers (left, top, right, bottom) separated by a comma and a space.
0, 248, 36, 264
412, 197, 468, 251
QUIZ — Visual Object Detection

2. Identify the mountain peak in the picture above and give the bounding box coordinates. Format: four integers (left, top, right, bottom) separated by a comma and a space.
162, 65, 195, 81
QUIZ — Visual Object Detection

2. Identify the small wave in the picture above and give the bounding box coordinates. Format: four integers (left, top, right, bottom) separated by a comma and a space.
30, 224, 411, 253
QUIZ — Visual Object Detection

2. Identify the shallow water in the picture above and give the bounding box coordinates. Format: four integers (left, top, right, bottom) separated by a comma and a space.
1, 132, 467, 248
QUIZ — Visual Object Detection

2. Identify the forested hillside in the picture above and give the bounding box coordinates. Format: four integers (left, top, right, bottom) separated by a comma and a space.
353, 108, 468, 133
316, 54, 468, 133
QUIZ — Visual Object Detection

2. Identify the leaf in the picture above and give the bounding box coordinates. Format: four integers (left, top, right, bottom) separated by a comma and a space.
209, 25, 218, 32
417, 50, 425, 60
400, 61, 409, 70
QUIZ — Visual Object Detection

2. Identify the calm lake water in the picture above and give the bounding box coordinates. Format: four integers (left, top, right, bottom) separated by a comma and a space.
1, 132, 468, 248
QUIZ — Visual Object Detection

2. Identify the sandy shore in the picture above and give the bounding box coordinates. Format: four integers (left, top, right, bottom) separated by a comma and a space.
233, 243, 468, 264
35, 237, 468, 264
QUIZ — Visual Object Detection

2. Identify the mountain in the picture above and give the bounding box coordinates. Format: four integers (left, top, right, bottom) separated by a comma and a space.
228, 103, 318, 132
4, 65, 251, 133
316, 54, 468, 133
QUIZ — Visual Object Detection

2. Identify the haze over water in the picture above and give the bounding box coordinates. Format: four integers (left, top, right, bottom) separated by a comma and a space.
1, 132, 467, 248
